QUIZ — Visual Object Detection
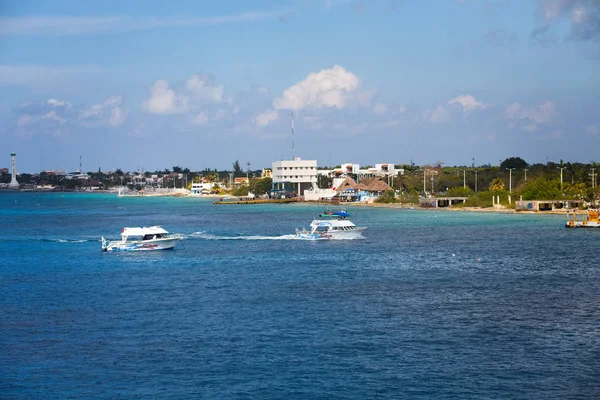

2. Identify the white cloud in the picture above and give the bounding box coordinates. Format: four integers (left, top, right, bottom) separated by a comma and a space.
427, 105, 450, 124
505, 101, 556, 124
536, 0, 600, 40
46, 98, 72, 108
143, 80, 189, 114
81, 96, 127, 126
0, 10, 288, 36
539, 0, 575, 21
571, 6, 589, 23
43, 111, 66, 125
449, 94, 490, 114
372, 103, 388, 115
193, 112, 209, 125
273, 65, 361, 111
255, 109, 279, 127
108, 107, 126, 126
399, 105, 407, 113
185, 74, 224, 103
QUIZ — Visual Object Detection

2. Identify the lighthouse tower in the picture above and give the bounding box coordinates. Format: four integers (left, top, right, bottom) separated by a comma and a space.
8, 152, 19, 188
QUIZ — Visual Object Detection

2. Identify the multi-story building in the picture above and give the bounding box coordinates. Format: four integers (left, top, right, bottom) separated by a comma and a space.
271, 158, 318, 196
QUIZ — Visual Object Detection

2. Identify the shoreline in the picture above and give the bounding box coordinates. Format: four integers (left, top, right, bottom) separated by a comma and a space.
2, 189, 579, 215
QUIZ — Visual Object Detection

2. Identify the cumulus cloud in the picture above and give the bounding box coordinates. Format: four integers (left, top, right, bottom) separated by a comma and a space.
536, 0, 600, 40
505, 101, 556, 124
255, 109, 279, 127
449, 94, 490, 114
505, 100, 556, 131
108, 107, 126, 126
81, 96, 127, 126
143, 80, 189, 114
185, 74, 224, 103
427, 105, 451, 124
42, 111, 67, 125
46, 98, 72, 108
273, 65, 361, 111
193, 112, 209, 125
253, 65, 372, 128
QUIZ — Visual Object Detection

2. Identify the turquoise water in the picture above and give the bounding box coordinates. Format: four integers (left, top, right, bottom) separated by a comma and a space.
1, 192, 599, 399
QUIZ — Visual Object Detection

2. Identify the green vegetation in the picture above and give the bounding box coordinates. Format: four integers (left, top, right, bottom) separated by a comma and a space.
375, 190, 397, 203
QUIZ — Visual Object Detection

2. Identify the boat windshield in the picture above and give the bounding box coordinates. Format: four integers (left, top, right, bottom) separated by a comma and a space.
314, 224, 331, 232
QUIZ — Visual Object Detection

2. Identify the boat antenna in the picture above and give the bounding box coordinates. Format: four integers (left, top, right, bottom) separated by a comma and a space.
291, 111, 295, 160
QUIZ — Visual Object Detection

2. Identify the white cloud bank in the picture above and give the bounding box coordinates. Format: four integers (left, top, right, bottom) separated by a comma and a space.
143, 75, 227, 115
81, 96, 127, 126
449, 94, 490, 114
505, 100, 556, 131
256, 65, 370, 127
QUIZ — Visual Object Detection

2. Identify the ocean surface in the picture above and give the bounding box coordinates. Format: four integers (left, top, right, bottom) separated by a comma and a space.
1, 192, 599, 399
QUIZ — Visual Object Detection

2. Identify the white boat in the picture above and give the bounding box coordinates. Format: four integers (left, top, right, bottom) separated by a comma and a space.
295, 209, 366, 240
101, 226, 182, 251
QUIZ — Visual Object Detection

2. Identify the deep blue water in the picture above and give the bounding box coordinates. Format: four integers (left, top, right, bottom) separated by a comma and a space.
1, 192, 599, 399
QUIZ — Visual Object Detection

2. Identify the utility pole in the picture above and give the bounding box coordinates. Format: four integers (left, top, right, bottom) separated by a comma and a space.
508, 168, 515, 194
590, 168, 597, 188
423, 169, 426, 195
558, 167, 566, 190
474, 169, 478, 193
463, 170, 466, 189
431, 171, 434, 194
523, 168, 528, 183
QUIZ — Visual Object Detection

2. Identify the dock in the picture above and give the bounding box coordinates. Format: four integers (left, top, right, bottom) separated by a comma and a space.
213, 197, 298, 205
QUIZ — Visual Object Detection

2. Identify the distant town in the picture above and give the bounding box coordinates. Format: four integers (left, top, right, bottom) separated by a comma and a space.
1, 153, 599, 211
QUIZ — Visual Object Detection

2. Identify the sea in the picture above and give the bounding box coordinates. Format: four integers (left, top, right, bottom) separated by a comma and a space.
1, 192, 599, 399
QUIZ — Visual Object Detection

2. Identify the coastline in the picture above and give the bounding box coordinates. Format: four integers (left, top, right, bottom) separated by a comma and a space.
2, 189, 577, 215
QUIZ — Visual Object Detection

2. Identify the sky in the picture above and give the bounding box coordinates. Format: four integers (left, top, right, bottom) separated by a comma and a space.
1, 0, 599, 173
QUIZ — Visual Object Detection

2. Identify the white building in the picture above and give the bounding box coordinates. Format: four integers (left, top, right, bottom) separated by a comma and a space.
358, 163, 404, 179
272, 158, 318, 196
190, 182, 215, 195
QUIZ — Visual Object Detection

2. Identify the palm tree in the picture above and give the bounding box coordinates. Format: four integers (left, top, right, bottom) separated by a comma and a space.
489, 178, 505, 193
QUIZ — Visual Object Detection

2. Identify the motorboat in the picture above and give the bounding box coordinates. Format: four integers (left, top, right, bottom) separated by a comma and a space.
295, 209, 366, 240
565, 209, 600, 228
101, 226, 182, 251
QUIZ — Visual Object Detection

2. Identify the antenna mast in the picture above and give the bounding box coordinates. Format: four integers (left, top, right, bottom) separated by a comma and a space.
291, 111, 295, 160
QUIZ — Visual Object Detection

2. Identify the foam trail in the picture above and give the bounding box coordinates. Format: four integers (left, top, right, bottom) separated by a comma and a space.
189, 232, 297, 240
41, 238, 95, 243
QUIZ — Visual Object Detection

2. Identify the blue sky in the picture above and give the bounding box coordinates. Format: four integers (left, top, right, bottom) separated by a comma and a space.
1, 0, 599, 173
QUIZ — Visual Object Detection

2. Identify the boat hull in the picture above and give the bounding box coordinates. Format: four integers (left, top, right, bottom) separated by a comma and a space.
102, 237, 180, 252
296, 227, 366, 240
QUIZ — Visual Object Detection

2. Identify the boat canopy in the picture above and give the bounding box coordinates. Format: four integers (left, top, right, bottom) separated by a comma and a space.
121, 226, 169, 237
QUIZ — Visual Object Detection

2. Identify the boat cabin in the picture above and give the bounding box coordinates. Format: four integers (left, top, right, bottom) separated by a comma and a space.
121, 226, 170, 242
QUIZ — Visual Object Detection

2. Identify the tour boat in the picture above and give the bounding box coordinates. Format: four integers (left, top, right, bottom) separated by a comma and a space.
101, 226, 182, 251
565, 209, 600, 228
295, 209, 366, 240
